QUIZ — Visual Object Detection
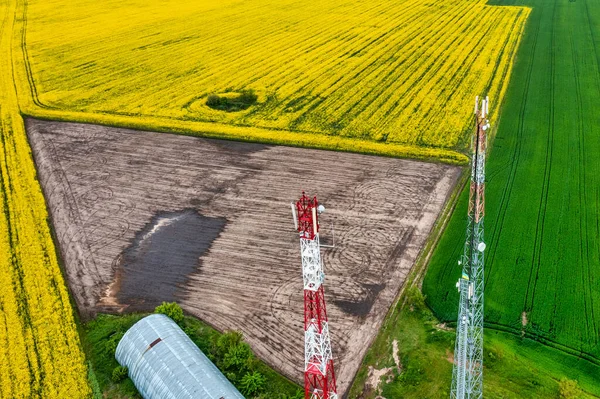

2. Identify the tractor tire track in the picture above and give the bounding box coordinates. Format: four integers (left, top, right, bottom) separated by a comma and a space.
18, 0, 41, 108
571, 9, 595, 347
525, 0, 557, 317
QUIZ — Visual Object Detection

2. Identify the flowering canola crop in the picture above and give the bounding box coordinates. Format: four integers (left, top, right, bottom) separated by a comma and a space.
0, 0, 91, 397
22, 0, 530, 164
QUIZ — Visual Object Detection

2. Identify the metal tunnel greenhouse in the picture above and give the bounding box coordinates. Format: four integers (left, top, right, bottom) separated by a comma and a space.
115, 313, 245, 399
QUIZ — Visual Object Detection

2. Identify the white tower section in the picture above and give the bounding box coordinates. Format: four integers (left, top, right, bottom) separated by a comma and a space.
301, 235, 324, 291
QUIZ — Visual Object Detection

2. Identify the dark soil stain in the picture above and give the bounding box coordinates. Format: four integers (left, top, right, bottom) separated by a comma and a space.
209, 138, 270, 155
116, 209, 226, 310
383, 229, 414, 273
333, 283, 385, 317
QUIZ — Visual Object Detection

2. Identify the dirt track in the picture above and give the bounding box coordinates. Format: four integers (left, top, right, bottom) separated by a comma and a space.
26, 118, 460, 394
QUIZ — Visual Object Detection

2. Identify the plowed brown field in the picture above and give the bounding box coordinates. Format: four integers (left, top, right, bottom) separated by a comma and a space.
27, 118, 460, 393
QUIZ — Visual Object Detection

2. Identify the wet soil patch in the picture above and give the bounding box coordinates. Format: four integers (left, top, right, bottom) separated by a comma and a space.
116, 209, 226, 310
333, 283, 386, 317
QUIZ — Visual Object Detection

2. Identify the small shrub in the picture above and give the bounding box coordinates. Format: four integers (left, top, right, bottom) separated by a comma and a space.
558, 378, 582, 399
212, 330, 244, 359
206, 93, 222, 107
111, 365, 128, 383
223, 342, 253, 373
238, 90, 258, 105
155, 302, 184, 325
226, 371, 237, 382
210, 330, 257, 383
104, 331, 124, 356
239, 371, 266, 396
406, 286, 426, 311
183, 326, 197, 337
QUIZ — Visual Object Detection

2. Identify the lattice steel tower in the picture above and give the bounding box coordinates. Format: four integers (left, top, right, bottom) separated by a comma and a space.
451, 96, 490, 399
291, 192, 338, 399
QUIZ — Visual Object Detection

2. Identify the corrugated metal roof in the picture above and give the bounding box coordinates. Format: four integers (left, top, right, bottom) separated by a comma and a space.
115, 314, 245, 399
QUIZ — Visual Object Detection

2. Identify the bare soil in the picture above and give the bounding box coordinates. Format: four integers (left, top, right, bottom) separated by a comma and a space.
26, 118, 460, 394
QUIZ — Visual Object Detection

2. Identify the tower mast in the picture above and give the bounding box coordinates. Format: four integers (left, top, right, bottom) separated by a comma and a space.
451, 96, 489, 399
292, 192, 338, 399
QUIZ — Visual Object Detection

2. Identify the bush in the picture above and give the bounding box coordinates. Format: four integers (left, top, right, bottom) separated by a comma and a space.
111, 366, 128, 383
211, 331, 256, 382
104, 331, 124, 356
155, 302, 184, 325
212, 330, 244, 359
223, 342, 252, 371
238, 90, 258, 105
206, 93, 222, 107
406, 286, 426, 311
205, 90, 257, 111
239, 371, 266, 396
558, 378, 582, 399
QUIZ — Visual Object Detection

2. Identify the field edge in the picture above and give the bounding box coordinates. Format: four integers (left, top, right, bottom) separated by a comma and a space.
21, 107, 470, 165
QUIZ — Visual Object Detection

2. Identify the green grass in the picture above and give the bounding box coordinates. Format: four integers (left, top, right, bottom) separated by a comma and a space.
423, 0, 600, 380
82, 314, 144, 398
82, 313, 302, 398
349, 288, 599, 398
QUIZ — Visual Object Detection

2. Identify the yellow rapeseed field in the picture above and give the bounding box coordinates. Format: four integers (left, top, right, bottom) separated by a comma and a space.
0, 0, 91, 397
20, 0, 530, 164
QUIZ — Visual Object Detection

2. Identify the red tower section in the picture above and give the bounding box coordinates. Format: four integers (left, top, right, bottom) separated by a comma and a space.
294, 192, 338, 399
296, 193, 319, 240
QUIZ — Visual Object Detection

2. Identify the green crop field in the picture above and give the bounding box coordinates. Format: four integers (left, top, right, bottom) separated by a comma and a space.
424, 0, 600, 377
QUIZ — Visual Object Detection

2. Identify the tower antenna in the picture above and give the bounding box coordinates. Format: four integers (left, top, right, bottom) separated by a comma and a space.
450, 96, 489, 399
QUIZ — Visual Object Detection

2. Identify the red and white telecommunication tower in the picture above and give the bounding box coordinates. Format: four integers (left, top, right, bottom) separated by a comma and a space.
291, 192, 338, 399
